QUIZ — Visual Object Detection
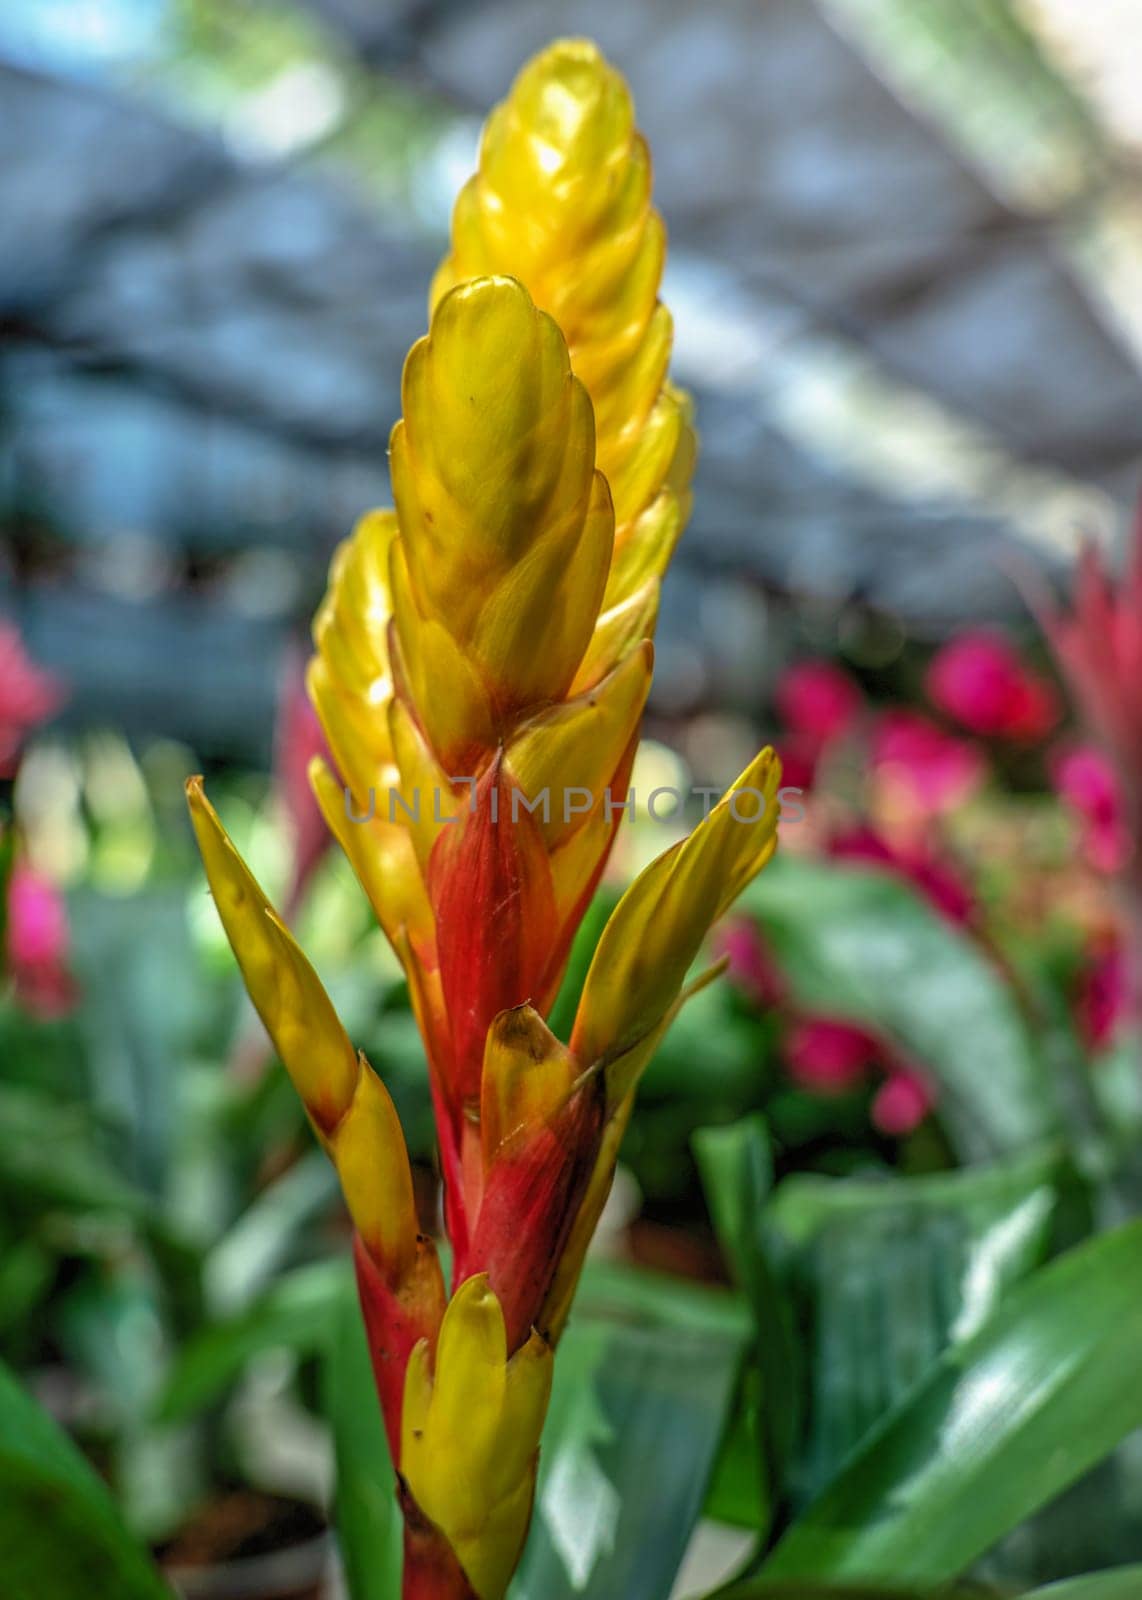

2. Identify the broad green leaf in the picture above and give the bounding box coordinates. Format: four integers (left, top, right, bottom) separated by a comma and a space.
762, 1221, 1142, 1584
742, 857, 1055, 1157
511, 1264, 750, 1600
974, 1437, 1142, 1589
698, 1126, 1061, 1519
694, 1116, 798, 1531
0, 1356, 170, 1599
1027, 1568, 1142, 1598
321, 1274, 403, 1600
158, 1258, 346, 1421
764, 1146, 1061, 1505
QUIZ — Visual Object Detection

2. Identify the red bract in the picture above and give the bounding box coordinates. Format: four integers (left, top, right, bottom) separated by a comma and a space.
927, 630, 1058, 741
427, 764, 559, 1113
0, 623, 64, 776
1052, 745, 1132, 875
870, 709, 986, 817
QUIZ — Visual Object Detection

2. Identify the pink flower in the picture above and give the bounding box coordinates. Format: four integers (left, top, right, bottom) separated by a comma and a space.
1041, 507, 1142, 840
870, 709, 986, 817
784, 1017, 880, 1093
0, 623, 64, 776
829, 824, 975, 925
775, 659, 862, 749
775, 733, 821, 794
927, 630, 1058, 741
1052, 744, 1132, 875
275, 651, 332, 916
1074, 935, 1129, 1052
6, 862, 77, 1018
872, 1070, 934, 1136
715, 918, 786, 1009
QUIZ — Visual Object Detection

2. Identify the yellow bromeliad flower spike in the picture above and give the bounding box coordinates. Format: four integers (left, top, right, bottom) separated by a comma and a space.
187, 38, 781, 1600
432, 38, 696, 630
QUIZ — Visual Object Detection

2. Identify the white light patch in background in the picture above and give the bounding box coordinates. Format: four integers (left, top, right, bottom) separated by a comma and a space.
228, 62, 346, 160
1022, 0, 1142, 152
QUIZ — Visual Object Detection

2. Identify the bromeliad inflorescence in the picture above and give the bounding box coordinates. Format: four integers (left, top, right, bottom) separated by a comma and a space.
187, 39, 781, 1600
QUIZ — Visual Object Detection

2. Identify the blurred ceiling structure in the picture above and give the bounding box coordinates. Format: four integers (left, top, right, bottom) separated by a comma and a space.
2, 0, 1142, 752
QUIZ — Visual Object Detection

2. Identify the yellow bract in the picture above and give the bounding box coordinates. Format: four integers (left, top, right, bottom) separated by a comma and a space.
503, 641, 652, 848
309, 508, 398, 800
479, 1004, 580, 1166
186, 778, 419, 1280
572, 747, 783, 1104
186, 777, 358, 1128
401, 1275, 552, 1600
391, 277, 613, 759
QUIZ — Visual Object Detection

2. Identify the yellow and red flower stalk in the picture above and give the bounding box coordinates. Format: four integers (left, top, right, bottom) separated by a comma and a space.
187, 39, 780, 1600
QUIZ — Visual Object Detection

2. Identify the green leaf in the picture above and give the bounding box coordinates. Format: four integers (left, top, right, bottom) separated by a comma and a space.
0, 1238, 54, 1337
742, 857, 1055, 1157
204, 1149, 341, 1315
763, 1146, 1061, 1504
70, 887, 204, 1193
1026, 1568, 1142, 1598
0, 821, 14, 955
546, 887, 618, 1042
712, 1584, 992, 1599
511, 1264, 750, 1600
703, 1370, 770, 1531
157, 1258, 346, 1422
321, 1273, 403, 1600
0, 1356, 170, 1599
0, 1084, 148, 1217
57, 1267, 197, 1538
762, 1221, 1142, 1584
710, 1583, 993, 1599
694, 1115, 799, 1531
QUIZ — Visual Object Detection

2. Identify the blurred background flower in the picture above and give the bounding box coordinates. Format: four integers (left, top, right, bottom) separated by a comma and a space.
0, 621, 64, 776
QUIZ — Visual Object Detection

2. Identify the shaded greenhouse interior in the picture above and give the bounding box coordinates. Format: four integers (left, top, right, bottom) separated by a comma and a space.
3, 0, 1142, 761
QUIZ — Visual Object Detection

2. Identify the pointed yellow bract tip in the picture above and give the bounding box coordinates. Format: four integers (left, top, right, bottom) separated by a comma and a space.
570, 747, 783, 1103
185, 776, 358, 1130
186, 776, 421, 1282
401, 1274, 552, 1600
